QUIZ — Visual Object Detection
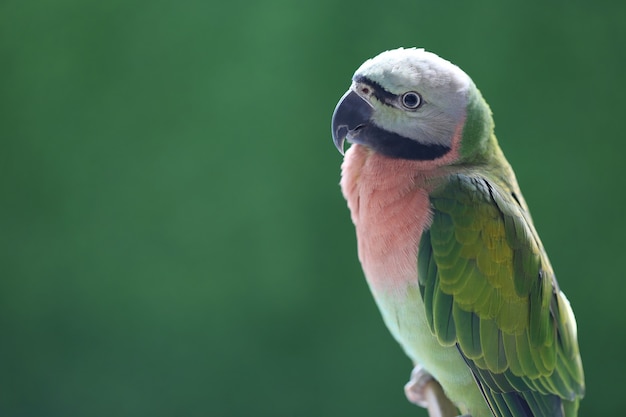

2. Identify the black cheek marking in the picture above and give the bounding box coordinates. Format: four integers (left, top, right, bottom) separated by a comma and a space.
354, 124, 451, 160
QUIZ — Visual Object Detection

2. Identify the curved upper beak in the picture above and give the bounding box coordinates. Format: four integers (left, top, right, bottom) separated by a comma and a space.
331, 89, 374, 155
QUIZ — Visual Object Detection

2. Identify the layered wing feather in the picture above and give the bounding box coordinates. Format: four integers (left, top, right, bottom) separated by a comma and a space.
419, 174, 584, 417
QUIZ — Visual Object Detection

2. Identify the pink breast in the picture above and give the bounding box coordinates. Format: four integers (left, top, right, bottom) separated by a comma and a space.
340, 145, 434, 292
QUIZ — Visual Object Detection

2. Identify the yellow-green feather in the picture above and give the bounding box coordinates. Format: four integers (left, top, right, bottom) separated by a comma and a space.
419, 173, 584, 417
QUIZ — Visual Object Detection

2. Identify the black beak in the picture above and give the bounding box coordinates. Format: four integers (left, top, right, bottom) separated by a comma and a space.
331, 90, 374, 155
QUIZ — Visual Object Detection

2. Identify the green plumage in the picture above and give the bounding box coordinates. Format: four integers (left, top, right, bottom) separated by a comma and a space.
418, 174, 585, 416
333, 48, 584, 417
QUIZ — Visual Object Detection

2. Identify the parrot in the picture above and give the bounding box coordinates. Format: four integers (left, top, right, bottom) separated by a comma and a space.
331, 48, 584, 417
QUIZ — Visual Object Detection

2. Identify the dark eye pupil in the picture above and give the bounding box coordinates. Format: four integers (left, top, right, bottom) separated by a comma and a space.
403, 92, 420, 108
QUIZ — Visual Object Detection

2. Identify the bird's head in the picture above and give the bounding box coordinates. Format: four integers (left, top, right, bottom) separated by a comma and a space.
332, 48, 494, 164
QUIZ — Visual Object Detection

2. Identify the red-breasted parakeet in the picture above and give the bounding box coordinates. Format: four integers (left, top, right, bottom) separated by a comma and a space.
331, 48, 584, 417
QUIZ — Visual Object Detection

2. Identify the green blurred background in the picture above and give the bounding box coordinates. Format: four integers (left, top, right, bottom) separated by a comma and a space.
2, 1, 624, 415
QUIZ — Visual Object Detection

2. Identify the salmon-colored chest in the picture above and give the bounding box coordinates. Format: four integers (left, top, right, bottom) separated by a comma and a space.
340, 145, 435, 292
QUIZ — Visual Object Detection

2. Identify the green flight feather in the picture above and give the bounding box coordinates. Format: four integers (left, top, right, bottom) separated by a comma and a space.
418, 173, 585, 417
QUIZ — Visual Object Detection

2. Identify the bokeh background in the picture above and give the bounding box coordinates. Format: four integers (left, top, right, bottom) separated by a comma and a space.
2, 1, 625, 416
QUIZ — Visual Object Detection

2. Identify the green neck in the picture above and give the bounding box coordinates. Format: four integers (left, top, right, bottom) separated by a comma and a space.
457, 84, 496, 165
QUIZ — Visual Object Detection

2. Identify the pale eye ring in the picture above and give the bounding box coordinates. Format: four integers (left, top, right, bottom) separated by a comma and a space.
401, 92, 422, 109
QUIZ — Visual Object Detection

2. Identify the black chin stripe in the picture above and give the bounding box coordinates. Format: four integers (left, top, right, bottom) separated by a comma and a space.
356, 124, 450, 160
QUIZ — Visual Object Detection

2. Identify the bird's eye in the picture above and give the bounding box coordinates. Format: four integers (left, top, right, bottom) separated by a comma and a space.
401, 92, 422, 109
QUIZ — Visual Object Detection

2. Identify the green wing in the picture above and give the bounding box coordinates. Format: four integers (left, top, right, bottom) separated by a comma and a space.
419, 174, 584, 417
